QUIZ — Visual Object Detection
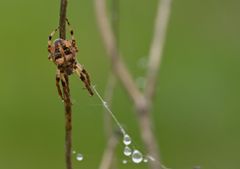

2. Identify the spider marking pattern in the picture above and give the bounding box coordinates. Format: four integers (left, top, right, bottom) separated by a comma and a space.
48, 19, 93, 101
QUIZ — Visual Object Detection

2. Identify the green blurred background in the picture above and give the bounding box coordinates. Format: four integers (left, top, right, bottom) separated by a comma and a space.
0, 0, 239, 169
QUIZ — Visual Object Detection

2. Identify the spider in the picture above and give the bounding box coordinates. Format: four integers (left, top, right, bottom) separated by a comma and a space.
48, 19, 94, 101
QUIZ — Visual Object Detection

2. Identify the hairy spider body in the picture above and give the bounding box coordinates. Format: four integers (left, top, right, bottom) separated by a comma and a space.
48, 19, 93, 101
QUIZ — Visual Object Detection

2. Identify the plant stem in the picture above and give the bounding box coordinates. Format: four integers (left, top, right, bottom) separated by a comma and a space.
59, 0, 72, 169
64, 95, 72, 169
59, 0, 68, 39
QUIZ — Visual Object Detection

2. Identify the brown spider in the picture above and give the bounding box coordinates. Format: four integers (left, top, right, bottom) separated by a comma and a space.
48, 19, 93, 101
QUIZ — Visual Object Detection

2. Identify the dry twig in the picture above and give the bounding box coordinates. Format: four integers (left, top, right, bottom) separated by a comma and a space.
98, 0, 119, 167
145, 0, 172, 102
99, 133, 119, 169
95, 0, 172, 169
59, 0, 72, 169
95, 0, 144, 108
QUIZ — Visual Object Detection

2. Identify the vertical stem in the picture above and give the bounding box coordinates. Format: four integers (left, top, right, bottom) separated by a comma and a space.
59, 1, 72, 169
59, 0, 68, 39
99, 1, 120, 168
138, 111, 161, 169
64, 97, 72, 169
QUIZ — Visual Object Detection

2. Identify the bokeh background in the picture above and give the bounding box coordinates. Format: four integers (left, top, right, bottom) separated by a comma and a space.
0, 0, 239, 169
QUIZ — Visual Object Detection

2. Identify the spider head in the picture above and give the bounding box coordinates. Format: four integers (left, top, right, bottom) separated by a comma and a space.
54, 38, 72, 55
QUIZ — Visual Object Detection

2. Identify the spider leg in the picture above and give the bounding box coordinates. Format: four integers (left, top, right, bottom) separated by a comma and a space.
81, 68, 91, 85
74, 63, 94, 96
60, 73, 68, 94
64, 73, 70, 94
56, 70, 64, 101
48, 53, 53, 61
48, 27, 59, 53
58, 42, 67, 63
66, 18, 79, 52
60, 72, 71, 100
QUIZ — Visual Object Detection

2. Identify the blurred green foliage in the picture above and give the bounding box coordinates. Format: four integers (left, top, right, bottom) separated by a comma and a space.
0, 0, 239, 169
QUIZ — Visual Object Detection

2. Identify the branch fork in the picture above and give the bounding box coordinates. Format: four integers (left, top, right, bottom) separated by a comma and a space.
95, 0, 172, 169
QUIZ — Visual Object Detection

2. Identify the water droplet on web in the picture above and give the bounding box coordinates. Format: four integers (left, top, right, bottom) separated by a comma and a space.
72, 150, 76, 154
123, 146, 132, 156
103, 101, 108, 107
143, 158, 148, 163
147, 155, 156, 161
122, 159, 128, 164
76, 153, 83, 161
123, 134, 131, 145
132, 150, 143, 163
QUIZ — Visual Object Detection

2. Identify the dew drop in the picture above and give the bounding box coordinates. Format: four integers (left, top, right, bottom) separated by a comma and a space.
143, 158, 148, 163
123, 134, 131, 145
103, 101, 108, 108
123, 146, 132, 156
147, 155, 156, 161
76, 153, 83, 161
132, 150, 143, 163
122, 159, 128, 164
72, 150, 76, 154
